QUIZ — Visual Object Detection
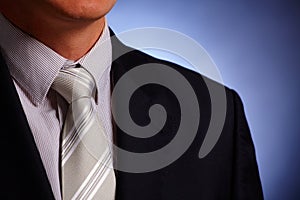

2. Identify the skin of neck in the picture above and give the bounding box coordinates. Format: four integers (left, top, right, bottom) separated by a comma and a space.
0, 1, 106, 60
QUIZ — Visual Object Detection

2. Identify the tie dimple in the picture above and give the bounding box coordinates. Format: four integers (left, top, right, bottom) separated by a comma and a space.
52, 67, 96, 104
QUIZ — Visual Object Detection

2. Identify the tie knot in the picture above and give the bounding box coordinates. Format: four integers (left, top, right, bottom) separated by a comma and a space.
52, 67, 96, 103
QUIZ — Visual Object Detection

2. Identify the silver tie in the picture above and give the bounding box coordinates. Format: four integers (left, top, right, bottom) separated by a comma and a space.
52, 67, 116, 200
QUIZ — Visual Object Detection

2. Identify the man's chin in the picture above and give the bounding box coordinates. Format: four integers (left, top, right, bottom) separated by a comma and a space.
43, 0, 116, 23
53, 8, 105, 22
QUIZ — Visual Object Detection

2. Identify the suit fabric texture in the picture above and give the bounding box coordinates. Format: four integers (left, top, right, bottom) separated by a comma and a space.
0, 30, 263, 200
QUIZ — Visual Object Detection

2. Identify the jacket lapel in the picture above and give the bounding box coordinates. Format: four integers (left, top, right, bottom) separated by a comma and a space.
0, 52, 55, 199
110, 33, 166, 200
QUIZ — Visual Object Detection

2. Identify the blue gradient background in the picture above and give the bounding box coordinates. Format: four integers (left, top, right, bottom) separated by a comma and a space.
107, 1, 300, 199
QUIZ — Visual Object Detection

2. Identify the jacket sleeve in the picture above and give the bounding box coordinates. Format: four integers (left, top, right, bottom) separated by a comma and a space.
231, 90, 264, 200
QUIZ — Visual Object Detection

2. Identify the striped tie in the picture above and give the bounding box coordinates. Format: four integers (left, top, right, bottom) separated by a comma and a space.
52, 66, 116, 200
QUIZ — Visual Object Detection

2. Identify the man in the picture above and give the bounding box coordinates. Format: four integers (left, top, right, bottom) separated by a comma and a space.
0, 0, 263, 200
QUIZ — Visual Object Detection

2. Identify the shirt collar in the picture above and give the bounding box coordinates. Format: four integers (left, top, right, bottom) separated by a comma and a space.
77, 22, 112, 104
0, 13, 111, 106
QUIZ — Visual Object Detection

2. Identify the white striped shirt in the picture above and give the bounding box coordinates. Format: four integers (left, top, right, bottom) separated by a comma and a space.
0, 13, 113, 200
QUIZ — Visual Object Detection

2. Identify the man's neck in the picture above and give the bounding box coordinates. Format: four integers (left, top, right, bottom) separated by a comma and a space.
0, 3, 105, 61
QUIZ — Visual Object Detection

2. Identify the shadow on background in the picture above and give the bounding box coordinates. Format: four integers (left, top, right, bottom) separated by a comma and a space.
107, 1, 300, 199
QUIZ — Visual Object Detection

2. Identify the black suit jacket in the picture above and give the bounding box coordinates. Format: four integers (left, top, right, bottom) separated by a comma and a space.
0, 31, 263, 200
